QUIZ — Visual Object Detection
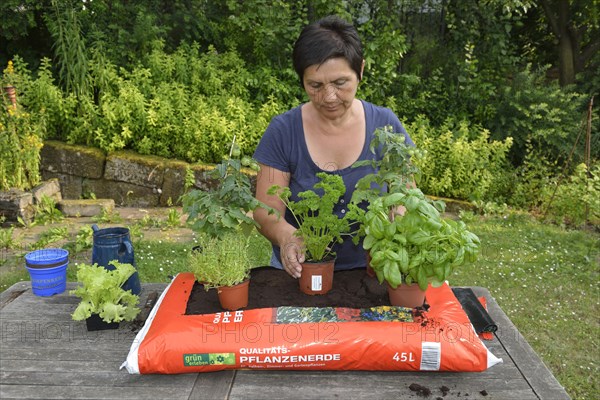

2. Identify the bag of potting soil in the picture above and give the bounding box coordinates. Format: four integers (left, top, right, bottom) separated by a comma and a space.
121, 272, 501, 374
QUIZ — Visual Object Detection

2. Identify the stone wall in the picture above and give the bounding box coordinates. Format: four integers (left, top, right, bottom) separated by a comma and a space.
0, 179, 62, 223
40, 140, 250, 207
2, 141, 470, 223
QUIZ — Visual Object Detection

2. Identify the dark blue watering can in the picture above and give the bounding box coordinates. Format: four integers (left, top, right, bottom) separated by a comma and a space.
91, 224, 141, 295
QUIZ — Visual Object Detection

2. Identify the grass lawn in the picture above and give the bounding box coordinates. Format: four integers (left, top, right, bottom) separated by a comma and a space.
1, 212, 598, 399
450, 214, 599, 400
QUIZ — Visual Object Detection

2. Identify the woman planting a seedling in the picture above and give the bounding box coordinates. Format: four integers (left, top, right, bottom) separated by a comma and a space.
253, 15, 414, 278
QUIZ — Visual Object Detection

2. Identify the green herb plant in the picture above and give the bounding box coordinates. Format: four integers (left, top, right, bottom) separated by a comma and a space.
71, 261, 140, 323
30, 226, 69, 250
348, 125, 421, 241
268, 172, 350, 262
352, 125, 421, 201
91, 207, 123, 224
0, 226, 20, 250
182, 136, 272, 239
69, 225, 94, 253
164, 207, 182, 229
188, 233, 251, 290
362, 189, 480, 290
33, 195, 64, 225
349, 125, 481, 290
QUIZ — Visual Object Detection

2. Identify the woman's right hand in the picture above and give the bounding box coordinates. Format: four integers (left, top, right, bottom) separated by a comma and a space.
253, 162, 304, 278
280, 234, 305, 279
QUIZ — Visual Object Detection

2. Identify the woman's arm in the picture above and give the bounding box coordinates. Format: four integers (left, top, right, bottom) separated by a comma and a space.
253, 163, 305, 278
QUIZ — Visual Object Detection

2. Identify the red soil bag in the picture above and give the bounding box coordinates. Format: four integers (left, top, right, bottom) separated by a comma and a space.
121, 272, 501, 374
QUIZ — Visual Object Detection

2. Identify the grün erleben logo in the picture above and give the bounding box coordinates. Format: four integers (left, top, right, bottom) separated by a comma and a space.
184, 353, 236, 367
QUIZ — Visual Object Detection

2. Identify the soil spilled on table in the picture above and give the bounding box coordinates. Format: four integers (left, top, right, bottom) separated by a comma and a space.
186, 266, 393, 314
409, 383, 432, 397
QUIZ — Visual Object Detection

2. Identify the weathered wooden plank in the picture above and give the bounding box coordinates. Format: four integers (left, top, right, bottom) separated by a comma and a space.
0, 282, 27, 311
1, 318, 140, 337
230, 370, 538, 399
0, 348, 127, 362
188, 370, 236, 400
472, 287, 570, 400
1, 359, 135, 373
1, 327, 137, 350
5, 293, 80, 306
0, 384, 191, 400
1, 306, 89, 320
0, 344, 133, 355
0, 370, 195, 387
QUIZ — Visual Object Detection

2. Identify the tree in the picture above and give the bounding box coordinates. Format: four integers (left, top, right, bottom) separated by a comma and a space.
537, 0, 600, 86
0, 0, 53, 70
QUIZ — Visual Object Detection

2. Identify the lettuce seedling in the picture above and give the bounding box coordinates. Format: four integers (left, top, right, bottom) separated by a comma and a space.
71, 261, 140, 323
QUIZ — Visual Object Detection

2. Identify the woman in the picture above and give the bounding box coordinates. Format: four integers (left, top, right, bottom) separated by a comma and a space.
253, 15, 414, 278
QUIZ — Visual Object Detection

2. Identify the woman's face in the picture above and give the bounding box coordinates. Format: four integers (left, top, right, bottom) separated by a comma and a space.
303, 57, 362, 120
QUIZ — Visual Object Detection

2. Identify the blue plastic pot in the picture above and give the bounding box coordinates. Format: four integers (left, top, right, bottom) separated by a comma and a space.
24, 248, 69, 297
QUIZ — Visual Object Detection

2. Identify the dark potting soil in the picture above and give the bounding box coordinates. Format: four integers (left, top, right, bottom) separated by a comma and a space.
409, 383, 432, 397
185, 266, 392, 315
440, 385, 451, 396
407, 384, 483, 399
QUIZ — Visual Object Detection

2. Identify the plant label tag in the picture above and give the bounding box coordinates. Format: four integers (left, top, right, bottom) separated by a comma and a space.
311, 275, 322, 291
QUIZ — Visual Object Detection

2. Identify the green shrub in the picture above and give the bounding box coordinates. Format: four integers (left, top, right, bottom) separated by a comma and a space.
0, 107, 45, 191
0, 58, 45, 191
20, 45, 286, 164
510, 148, 599, 227
541, 163, 600, 227
508, 145, 557, 210
408, 116, 513, 202
488, 65, 587, 166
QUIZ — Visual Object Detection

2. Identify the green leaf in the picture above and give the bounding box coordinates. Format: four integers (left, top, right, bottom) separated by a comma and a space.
404, 195, 419, 211
385, 222, 396, 238
418, 201, 440, 218
393, 233, 407, 245
374, 267, 385, 284
430, 279, 444, 288
71, 300, 93, 321
100, 302, 128, 323
385, 249, 401, 262
408, 230, 430, 245
434, 265, 445, 281
398, 247, 409, 274
370, 249, 385, 267
370, 217, 385, 239
417, 268, 428, 291
454, 247, 465, 265
387, 262, 403, 288
444, 264, 452, 278
363, 234, 376, 250
382, 192, 406, 207
409, 252, 424, 269
425, 217, 443, 231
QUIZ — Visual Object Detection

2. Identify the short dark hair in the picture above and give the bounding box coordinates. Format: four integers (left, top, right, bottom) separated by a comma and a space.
292, 15, 363, 85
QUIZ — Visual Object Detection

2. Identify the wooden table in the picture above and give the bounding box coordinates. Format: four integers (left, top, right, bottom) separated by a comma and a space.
0, 282, 570, 399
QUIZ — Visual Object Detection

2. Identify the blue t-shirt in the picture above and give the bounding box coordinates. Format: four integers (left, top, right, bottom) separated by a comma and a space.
253, 100, 414, 270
